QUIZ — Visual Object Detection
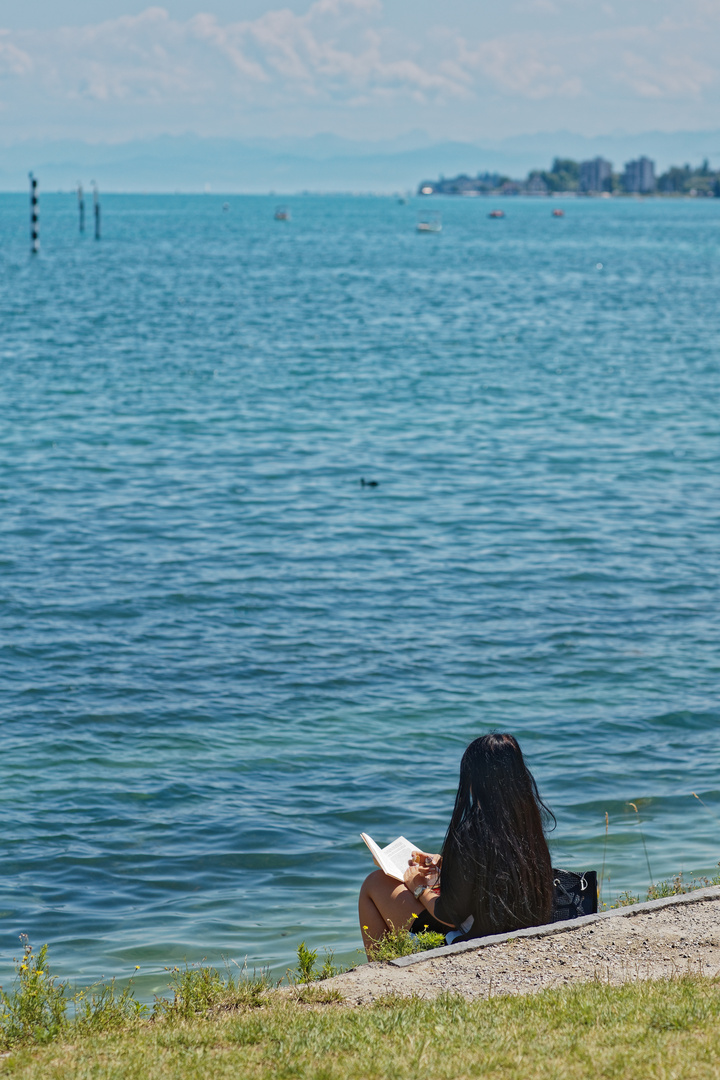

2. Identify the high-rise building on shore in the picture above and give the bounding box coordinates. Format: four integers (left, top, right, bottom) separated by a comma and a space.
622, 157, 656, 193
579, 157, 612, 193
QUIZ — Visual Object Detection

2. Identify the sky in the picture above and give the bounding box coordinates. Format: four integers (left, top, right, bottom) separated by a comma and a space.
1, 0, 719, 145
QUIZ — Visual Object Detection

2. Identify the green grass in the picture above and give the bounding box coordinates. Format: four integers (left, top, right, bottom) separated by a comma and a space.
155, 962, 274, 1021
291, 943, 344, 983
365, 919, 446, 962
0, 941, 71, 1048
0, 942, 271, 1053
3, 865, 720, 1076
4, 976, 720, 1079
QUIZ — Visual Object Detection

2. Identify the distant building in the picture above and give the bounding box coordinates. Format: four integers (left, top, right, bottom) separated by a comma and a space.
622, 157, 656, 193
445, 174, 483, 195
417, 171, 504, 196
476, 172, 503, 189
579, 157, 612, 193
526, 174, 548, 195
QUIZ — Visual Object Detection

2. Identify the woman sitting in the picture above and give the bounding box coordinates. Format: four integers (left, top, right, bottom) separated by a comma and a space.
359, 732, 554, 958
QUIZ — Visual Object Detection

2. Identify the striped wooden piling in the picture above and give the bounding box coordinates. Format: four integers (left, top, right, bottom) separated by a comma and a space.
93, 182, 101, 240
29, 172, 39, 254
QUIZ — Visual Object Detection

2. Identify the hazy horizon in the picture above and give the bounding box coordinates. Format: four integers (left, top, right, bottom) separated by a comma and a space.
2, 127, 720, 194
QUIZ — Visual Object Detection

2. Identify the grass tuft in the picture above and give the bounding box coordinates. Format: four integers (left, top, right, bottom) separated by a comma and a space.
290, 943, 346, 984
290, 983, 344, 1005
613, 890, 641, 907
0, 938, 153, 1051
73, 978, 148, 1034
609, 863, 720, 908
366, 920, 446, 962
155, 961, 272, 1021
0, 939, 69, 1049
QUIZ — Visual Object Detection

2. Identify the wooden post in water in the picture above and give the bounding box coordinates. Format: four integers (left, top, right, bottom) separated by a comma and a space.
93, 182, 101, 240
29, 172, 39, 254
78, 182, 85, 233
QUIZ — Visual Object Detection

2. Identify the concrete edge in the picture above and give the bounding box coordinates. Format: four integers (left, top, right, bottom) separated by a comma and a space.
390, 884, 720, 968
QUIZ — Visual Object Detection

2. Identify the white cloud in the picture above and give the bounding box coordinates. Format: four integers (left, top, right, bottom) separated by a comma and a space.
1, 2, 468, 113
450, 18, 720, 105
1, 1, 719, 139
458, 36, 584, 99
0, 31, 33, 76
515, 0, 561, 15
616, 50, 717, 99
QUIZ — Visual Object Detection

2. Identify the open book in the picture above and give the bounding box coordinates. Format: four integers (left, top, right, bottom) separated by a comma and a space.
360, 833, 418, 882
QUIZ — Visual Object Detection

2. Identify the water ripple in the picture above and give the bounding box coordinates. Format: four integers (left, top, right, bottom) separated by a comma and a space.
1, 194, 719, 995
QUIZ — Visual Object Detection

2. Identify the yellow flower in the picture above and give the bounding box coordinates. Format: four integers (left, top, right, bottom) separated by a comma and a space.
135, 965, 140, 970
362, 926, 368, 931
411, 913, 418, 919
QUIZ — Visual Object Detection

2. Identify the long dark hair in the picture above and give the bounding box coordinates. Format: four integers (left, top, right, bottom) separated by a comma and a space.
439, 733, 555, 935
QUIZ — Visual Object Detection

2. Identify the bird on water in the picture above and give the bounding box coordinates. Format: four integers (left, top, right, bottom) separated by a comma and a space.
360, 478, 378, 487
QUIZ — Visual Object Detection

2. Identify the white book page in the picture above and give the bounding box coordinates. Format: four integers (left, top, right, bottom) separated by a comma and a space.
360, 833, 385, 869
361, 833, 416, 881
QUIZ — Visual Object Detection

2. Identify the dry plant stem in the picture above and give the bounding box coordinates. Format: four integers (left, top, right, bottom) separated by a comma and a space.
600, 810, 609, 907
628, 801, 654, 887
692, 792, 720, 827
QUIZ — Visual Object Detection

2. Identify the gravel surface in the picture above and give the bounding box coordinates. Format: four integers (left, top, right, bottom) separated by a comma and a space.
328, 894, 720, 1003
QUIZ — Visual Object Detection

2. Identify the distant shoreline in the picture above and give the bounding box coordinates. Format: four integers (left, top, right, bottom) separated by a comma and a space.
0, 189, 716, 199
418, 157, 720, 198
417, 190, 715, 199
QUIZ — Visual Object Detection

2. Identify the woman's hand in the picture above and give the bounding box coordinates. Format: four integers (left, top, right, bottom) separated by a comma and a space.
413, 851, 442, 869
403, 851, 441, 893
403, 863, 437, 892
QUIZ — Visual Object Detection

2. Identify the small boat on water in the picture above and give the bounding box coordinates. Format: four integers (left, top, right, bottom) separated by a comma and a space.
488, 209, 505, 218
274, 206, 291, 221
552, 208, 565, 217
417, 215, 442, 233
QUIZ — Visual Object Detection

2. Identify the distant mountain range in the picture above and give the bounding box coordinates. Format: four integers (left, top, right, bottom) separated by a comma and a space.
2, 129, 720, 193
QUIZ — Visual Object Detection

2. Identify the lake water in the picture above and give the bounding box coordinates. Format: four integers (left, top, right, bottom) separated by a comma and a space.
1, 193, 719, 998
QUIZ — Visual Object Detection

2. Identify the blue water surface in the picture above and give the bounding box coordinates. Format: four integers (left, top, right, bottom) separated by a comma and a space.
1, 193, 719, 998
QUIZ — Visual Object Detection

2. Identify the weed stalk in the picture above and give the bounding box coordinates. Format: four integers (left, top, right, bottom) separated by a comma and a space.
628, 801, 653, 888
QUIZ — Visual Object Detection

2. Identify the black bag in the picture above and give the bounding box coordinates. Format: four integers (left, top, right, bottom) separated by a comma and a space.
552, 868, 598, 922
